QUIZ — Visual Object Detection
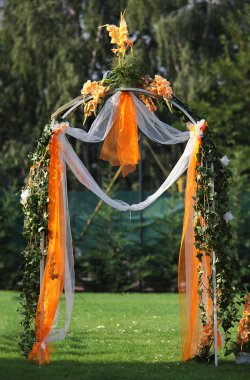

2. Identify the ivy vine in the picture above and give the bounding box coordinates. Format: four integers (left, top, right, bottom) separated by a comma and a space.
19, 123, 52, 356
194, 126, 244, 360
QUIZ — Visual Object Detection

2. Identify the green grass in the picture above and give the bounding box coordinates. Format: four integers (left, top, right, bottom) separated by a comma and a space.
0, 291, 249, 380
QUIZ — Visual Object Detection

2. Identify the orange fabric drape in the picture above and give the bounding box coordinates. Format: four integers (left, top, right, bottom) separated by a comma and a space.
28, 134, 66, 365
100, 92, 140, 177
178, 123, 207, 361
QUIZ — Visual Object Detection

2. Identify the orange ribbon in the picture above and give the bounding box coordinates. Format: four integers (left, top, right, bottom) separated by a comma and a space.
178, 121, 208, 361
100, 92, 140, 177
28, 134, 66, 365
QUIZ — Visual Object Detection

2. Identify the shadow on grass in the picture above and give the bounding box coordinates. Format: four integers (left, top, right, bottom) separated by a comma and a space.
0, 357, 250, 380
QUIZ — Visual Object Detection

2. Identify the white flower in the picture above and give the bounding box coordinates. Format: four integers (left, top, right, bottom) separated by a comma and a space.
20, 188, 30, 206
224, 211, 233, 223
41, 341, 46, 350
188, 119, 206, 138
220, 155, 230, 167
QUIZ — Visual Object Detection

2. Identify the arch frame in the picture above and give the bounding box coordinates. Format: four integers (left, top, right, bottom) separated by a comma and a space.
20, 89, 235, 367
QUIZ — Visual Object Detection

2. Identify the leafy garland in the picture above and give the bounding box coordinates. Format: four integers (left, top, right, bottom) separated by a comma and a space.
19, 123, 51, 356
170, 96, 245, 360
194, 126, 244, 360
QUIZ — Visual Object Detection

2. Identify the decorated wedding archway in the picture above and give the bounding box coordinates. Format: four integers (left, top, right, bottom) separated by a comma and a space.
20, 14, 242, 367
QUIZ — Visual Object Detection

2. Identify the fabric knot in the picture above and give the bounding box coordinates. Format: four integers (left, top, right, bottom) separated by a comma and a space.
188, 119, 206, 139
51, 120, 69, 135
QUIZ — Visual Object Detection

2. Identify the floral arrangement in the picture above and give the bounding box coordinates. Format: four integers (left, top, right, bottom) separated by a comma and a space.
80, 13, 173, 121
100, 13, 133, 57
141, 75, 173, 112
237, 308, 250, 351
81, 80, 109, 122
227, 295, 250, 355
197, 320, 215, 360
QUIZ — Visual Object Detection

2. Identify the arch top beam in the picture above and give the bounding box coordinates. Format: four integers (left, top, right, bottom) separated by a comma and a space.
50, 88, 197, 126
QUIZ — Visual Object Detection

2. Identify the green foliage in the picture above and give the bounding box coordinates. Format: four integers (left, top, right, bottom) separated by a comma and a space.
232, 341, 250, 356
72, 177, 183, 293
19, 123, 51, 357
74, 170, 137, 292
230, 148, 250, 289
108, 53, 147, 88
194, 126, 245, 358
0, 185, 23, 289
0, 0, 88, 291
136, 193, 183, 292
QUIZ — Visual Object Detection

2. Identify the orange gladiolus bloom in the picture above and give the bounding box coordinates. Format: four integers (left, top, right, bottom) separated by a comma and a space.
237, 295, 250, 349
101, 13, 133, 57
139, 95, 157, 112
81, 80, 109, 118
145, 75, 173, 99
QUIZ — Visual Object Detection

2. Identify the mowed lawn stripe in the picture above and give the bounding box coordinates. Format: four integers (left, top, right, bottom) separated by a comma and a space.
0, 292, 249, 380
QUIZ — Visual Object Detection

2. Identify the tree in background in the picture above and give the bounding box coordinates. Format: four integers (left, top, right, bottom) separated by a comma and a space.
72, 169, 135, 292
0, 0, 249, 289
140, 191, 184, 292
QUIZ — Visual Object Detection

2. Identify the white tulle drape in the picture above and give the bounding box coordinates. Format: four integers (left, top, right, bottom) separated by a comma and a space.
61, 134, 195, 211
45, 91, 201, 343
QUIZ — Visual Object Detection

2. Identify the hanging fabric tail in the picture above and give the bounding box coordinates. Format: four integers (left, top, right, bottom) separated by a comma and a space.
100, 91, 140, 177
178, 122, 207, 361
28, 134, 66, 365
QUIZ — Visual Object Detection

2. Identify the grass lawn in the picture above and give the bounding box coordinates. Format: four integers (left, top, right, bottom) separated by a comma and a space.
0, 291, 249, 380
